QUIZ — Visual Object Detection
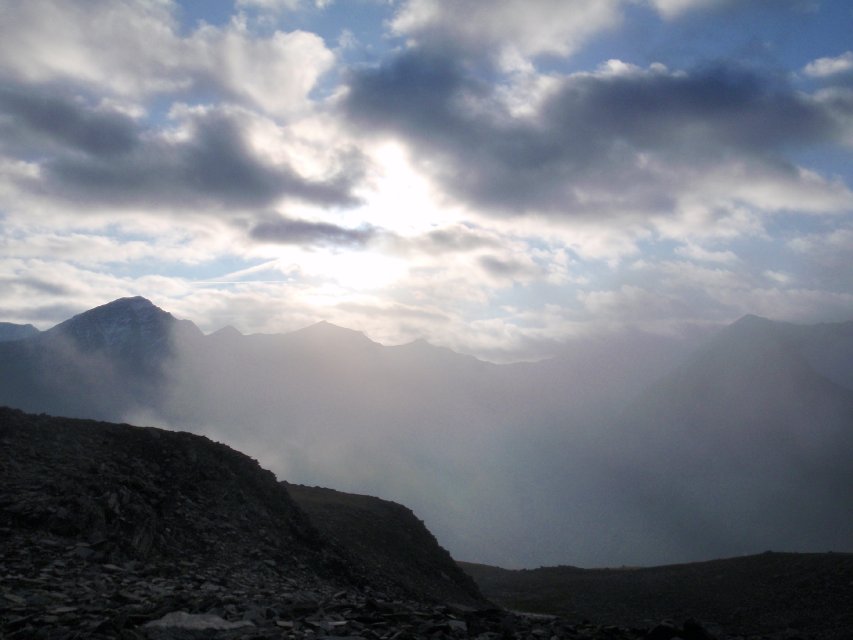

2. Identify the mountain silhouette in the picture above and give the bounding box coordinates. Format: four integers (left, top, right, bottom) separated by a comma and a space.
0, 300, 851, 567
599, 314, 853, 563
0, 322, 39, 342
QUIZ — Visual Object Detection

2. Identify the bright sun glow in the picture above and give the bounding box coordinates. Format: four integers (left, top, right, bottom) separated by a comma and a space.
257, 246, 408, 293
342, 142, 460, 234
325, 250, 407, 291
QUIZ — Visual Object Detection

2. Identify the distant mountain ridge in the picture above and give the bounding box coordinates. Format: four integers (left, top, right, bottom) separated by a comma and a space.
44, 296, 203, 361
599, 312, 853, 564
0, 297, 851, 568
0, 322, 39, 342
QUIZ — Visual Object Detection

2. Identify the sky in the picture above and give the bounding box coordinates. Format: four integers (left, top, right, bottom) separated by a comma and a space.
2, 0, 853, 361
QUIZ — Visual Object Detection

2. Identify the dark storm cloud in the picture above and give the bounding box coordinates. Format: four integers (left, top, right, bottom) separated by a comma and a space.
0, 84, 138, 157
0, 276, 71, 297
1, 83, 363, 211
249, 215, 377, 247
44, 110, 363, 210
345, 52, 843, 216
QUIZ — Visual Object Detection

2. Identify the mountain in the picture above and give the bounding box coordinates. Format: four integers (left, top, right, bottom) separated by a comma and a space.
285, 482, 484, 605
0, 407, 502, 638
1, 299, 851, 569
0, 297, 202, 421
0, 322, 39, 342
0, 406, 486, 604
43, 296, 203, 365
595, 314, 853, 564
759, 316, 853, 390
0, 405, 322, 569
1, 406, 717, 640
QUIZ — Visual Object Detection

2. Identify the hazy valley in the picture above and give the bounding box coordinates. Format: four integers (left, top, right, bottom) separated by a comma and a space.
1, 297, 852, 570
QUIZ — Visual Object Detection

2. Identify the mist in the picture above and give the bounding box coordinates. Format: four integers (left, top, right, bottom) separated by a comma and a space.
148, 315, 853, 568
116, 319, 691, 568
2, 301, 852, 569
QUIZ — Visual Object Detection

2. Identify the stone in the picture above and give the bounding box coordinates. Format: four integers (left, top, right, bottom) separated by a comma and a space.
144, 611, 256, 630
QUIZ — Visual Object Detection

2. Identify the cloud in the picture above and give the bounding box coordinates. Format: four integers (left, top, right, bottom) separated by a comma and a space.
578, 285, 694, 322
0, 1, 334, 115
650, 0, 819, 20
0, 0, 184, 96
235, 0, 302, 11
674, 242, 738, 264
0, 85, 138, 158
395, 225, 500, 255
389, 0, 623, 66
1, 99, 362, 214
191, 17, 335, 115
345, 53, 851, 221
478, 254, 541, 283
804, 51, 853, 78
648, 0, 738, 19
249, 215, 377, 247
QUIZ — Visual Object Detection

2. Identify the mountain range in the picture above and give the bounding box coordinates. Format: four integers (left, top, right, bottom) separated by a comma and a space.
1, 297, 851, 568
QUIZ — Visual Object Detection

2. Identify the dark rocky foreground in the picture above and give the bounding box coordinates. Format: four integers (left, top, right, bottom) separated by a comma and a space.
460, 555, 853, 640
284, 483, 483, 606
2, 407, 693, 640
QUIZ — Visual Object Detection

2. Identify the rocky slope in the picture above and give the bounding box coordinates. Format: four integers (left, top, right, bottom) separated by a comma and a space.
285, 483, 484, 606
5, 298, 853, 568
1, 407, 668, 640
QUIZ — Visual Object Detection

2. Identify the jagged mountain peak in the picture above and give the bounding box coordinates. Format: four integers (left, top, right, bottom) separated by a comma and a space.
52, 296, 166, 328
45, 296, 202, 353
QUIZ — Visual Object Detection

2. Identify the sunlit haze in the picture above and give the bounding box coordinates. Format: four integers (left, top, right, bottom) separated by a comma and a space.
2, 1, 853, 572
2, 0, 853, 361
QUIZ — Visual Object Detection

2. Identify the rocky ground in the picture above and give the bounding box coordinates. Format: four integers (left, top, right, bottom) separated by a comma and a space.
1, 407, 698, 640
284, 483, 483, 606
0, 526, 687, 640
0, 406, 824, 640
460, 554, 853, 640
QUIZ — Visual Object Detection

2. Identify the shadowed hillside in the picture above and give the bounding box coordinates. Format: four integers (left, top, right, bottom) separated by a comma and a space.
2, 298, 852, 569
285, 482, 485, 606
2, 406, 682, 640
460, 553, 853, 639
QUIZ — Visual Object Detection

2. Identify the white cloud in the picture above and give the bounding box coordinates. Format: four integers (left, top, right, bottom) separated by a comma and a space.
804, 51, 853, 78
235, 0, 302, 11
674, 243, 738, 264
389, 0, 623, 65
578, 285, 690, 321
193, 17, 335, 115
648, 0, 723, 19
655, 260, 746, 291
789, 226, 853, 255
0, 0, 186, 94
1, 0, 852, 362
0, 1, 334, 115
